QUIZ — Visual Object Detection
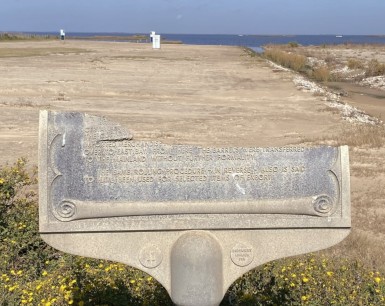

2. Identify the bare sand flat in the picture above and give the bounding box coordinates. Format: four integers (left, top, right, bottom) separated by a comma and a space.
0, 40, 342, 164
0, 40, 384, 270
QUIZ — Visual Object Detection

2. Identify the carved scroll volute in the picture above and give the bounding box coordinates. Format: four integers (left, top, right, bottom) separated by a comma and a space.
47, 126, 79, 222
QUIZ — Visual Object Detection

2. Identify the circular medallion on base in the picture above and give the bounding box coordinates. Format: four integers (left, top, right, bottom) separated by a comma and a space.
231, 243, 254, 267
139, 245, 163, 269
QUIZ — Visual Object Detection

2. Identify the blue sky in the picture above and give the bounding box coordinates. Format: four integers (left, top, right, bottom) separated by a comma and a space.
1, 0, 385, 35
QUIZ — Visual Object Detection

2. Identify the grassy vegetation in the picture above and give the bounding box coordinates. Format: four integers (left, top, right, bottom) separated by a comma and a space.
1, 158, 385, 305
261, 44, 385, 83
347, 58, 365, 70
264, 48, 307, 71
338, 124, 385, 148
225, 255, 384, 305
263, 47, 329, 81
0, 33, 56, 42
365, 59, 385, 77
311, 66, 331, 82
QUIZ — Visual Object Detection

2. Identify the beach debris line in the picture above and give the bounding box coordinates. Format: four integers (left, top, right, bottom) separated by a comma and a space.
359, 76, 385, 91
292, 75, 381, 125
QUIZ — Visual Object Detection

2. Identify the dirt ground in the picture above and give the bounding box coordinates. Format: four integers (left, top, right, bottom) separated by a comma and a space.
0, 40, 384, 270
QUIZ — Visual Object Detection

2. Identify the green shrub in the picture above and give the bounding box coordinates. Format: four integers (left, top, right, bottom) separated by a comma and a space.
0, 159, 172, 305
288, 42, 299, 48
226, 254, 385, 306
1, 159, 385, 305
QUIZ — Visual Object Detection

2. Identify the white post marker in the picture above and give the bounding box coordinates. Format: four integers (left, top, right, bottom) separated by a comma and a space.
153, 35, 161, 49
60, 29, 65, 40
150, 31, 156, 42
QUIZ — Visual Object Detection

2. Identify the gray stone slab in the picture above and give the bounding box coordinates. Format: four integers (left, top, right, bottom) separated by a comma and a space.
39, 111, 350, 232
39, 111, 351, 306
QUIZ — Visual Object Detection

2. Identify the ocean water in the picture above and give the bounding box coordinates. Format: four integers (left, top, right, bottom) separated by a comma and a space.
25, 32, 385, 49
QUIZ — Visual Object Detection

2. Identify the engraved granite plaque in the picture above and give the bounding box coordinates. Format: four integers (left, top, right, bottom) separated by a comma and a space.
39, 111, 351, 306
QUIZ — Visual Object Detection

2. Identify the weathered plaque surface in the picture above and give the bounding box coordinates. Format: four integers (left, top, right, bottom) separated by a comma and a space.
39, 111, 351, 306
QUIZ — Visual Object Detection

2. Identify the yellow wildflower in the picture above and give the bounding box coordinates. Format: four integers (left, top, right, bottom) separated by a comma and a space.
302, 277, 309, 283
301, 295, 308, 301
42, 270, 48, 276
130, 279, 136, 284
9, 285, 18, 292
326, 271, 334, 277
375, 277, 381, 284
0, 178, 4, 184
291, 273, 296, 278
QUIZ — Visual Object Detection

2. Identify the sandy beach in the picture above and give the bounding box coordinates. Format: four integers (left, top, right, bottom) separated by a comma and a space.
0, 40, 384, 270
0, 40, 344, 163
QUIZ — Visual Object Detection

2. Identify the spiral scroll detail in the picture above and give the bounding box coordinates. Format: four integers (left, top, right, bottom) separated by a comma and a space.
57, 201, 76, 219
313, 195, 334, 216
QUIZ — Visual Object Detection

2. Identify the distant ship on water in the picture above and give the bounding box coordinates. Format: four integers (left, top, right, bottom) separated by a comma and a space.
336, 35, 343, 38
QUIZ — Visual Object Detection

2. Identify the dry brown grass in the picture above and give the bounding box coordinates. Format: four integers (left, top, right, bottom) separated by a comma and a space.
312, 65, 331, 82
328, 229, 385, 272
305, 124, 385, 148
347, 58, 365, 69
338, 124, 385, 147
264, 48, 307, 71
365, 58, 385, 77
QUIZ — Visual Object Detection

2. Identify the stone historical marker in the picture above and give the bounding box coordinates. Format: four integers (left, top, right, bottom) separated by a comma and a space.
39, 111, 351, 306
